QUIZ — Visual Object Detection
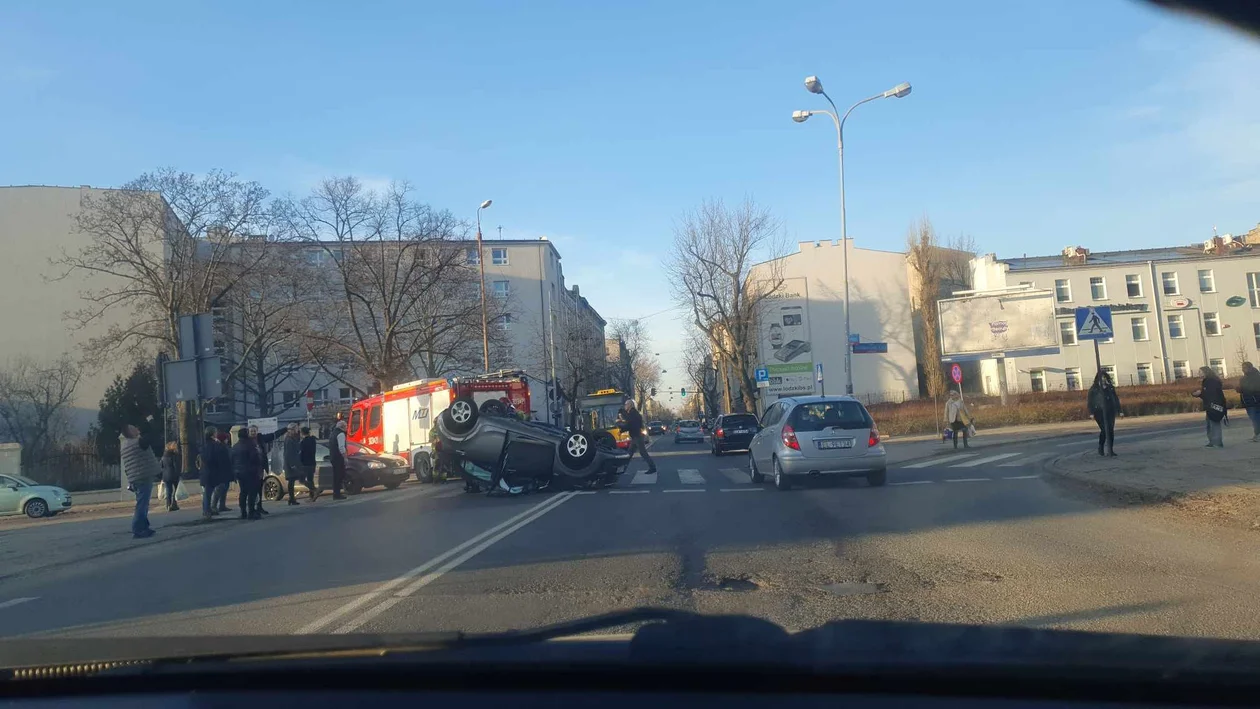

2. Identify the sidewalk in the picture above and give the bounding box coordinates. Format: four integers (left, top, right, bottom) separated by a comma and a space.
1047, 423, 1260, 529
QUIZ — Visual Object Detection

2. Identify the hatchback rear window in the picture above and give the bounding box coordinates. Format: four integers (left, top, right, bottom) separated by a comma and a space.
788, 402, 871, 432
679, 420, 700, 427
721, 415, 758, 428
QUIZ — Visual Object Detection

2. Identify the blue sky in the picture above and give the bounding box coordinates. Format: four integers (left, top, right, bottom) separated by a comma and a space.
3, 1, 1258, 398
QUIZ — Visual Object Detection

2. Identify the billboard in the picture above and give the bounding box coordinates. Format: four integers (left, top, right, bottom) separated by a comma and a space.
938, 289, 1060, 361
758, 277, 815, 396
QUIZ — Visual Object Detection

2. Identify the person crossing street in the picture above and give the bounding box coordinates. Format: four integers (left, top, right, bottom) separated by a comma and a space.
618, 399, 655, 474
944, 391, 973, 450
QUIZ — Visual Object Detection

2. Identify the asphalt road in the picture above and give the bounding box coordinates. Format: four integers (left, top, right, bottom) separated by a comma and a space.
5, 421, 1260, 646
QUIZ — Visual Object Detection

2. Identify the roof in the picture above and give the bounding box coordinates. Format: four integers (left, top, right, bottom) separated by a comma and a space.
1002, 244, 1260, 271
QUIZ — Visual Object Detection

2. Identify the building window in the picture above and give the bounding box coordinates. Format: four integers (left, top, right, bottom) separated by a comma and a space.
1090, 276, 1107, 301
1198, 269, 1216, 293
1254, 322, 1260, 349
1126, 274, 1142, 298
1173, 360, 1190, 380
1131, 317, 1148, 342
1137, 362, 1153, 385
1054, 279, 1071, 303
1030, 370, 1046, 393
339, 387, 352, 401
1101, 364, 1116, 383
1167, 314, 1185, 339
1065, 367, 1081, 391
312, 389, 328, 405
497, 314, 512, 331
1059, 320, 1077, 346
466, 247, 480, 266
1162, 271, 1180, 296
1249, 273, 1260, 307
1210, 357, 1227, 378
1204, 311, 1221, 336
282, 390, 298, 406
492, 248, 509, 266
493, 280, 510, 298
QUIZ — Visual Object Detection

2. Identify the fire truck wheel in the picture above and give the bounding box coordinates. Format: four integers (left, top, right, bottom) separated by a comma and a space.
442, 397, 479, 434
415, 456, 434, 483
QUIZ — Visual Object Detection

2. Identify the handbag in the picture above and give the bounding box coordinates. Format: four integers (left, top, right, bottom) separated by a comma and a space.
966, 423, 977, 438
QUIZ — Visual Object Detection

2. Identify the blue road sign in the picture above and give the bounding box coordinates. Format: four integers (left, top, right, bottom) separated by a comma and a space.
1075, 306, 1114, 341
848, 333, 861, 344
852, 342, 889, 354
754, 367, 769, 383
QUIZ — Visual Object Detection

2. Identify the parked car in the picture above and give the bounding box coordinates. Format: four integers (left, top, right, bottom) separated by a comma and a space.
711, 413, 760, 456
0, 473, 71, 518
647, 421, 667, 436
265, 440, 410, 500
674, 420, 704, 444
748, 396, 886, 491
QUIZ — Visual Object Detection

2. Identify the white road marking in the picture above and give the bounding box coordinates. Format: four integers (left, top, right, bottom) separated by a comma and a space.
0, 597, 37, 611
573, 490, 599, 495
677, 469, 706, 485
949, 452, 1022, 467
1002, 474, 1041, 480
630, 472, 659, 485
380, 487, 441, 504
662, 489, 705, 493
719, 468, 748, 485
297, 492, 576, 635
945, 477, 991, 483
719, 488, 763, 492
610, 489, 649, 494
889, 480, 934, 486
901, 454, 976, 469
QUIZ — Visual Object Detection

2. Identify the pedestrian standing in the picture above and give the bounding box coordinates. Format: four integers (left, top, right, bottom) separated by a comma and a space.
328, 419, 349, 499
1193, 366, 1228, 448
1236, 362, 1260, 442
282, 423, 304, 505
944, 391, 972, 450
231, 427, 263, 519
248, 425, 271, 515
198, 428, 219, 520
300, 426, 320, 501
213, 431, 232, 513
160, 441, 181, 511
618, 399, 656, 474
1087, 370, 1121, 457
120, 424, 161, 539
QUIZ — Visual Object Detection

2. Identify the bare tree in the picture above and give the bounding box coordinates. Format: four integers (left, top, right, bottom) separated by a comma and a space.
0, 355, 81, 465
632, 356, 661, 411
679, 327, 721, 418
666, 198, 786, 413
278, 177, 505, 391
942, 233, 978, 292
605, 318, 651, 394
907, 217, 976, 397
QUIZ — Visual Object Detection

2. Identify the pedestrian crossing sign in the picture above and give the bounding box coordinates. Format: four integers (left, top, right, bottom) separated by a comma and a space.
1075, 306, 1113, 341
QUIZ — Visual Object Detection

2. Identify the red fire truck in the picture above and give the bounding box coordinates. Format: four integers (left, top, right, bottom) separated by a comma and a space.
346, 370, 531, 482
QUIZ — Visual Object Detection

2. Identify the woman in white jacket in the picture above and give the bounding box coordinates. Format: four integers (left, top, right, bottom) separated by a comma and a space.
945, 391, 973, 450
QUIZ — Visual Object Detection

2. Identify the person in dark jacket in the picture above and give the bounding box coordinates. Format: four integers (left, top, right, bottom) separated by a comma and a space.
617, 399, 656, 474
1194, 366, 1228, 448
160, 441, 181, 511
248, 425, 271, 515
231, 428, 263, 519
1086, 371, 1121, 457
328, 419, 348, 500
282, 423, 304, 505
299, 426, 320, 501
198, 428, 221, 520
1236, 361, 1260, 442
213, 431, 232, 513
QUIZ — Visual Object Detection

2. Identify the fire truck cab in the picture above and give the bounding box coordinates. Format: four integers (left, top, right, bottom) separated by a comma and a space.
347, 370, 531, 483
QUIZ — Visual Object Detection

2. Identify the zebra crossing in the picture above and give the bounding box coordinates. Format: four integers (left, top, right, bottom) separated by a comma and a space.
896, 451, 1047, 471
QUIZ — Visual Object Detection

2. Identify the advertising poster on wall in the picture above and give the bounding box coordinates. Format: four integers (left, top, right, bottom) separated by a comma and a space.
759, 277, 815, 396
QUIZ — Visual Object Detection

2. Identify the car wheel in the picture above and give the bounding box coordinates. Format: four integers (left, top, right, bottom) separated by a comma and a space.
592, 430, 617, 450
415, 457, 434, 483
343, 475, 364, 495
480, 399, 510, 417
773, 459, 791, 491
23, 498, 49, 519
384, 478, 403, 490
866, 468, 887, 487
262, 475, 284, 501
443, 397, 479, 434
558, 432, 596, 469
749, 455, 764, 484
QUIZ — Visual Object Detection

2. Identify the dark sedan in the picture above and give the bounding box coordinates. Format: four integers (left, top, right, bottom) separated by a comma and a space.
712, 413, 760, 456
265, 440, 410, 500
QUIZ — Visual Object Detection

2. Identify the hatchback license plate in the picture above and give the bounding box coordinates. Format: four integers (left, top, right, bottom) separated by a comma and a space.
730, 429, 749, 434
817, 439, 854, 450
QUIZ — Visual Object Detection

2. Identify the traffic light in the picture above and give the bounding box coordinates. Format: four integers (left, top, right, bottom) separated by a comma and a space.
680, 387, 687, 397
650, 387, 657, 396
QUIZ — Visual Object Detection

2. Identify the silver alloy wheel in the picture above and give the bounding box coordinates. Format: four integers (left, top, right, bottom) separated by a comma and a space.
566, 433, 589, 458
450, 400, 473, 423
25, 499, 48, 518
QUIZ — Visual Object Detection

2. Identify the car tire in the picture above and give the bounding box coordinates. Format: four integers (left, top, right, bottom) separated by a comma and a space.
773, 459, 791, 491
23, 498, 48, 519
558, 431, 597, 469
415, 457, 434, 483
592, 430, 617, 450
480, 399, 510, 417
443, 397, 479, 434
343, 475, 364, 495
866, 468, 887, 487
262, 475, 284, 501
749, 455, 764, 484
384, 478, 402, 490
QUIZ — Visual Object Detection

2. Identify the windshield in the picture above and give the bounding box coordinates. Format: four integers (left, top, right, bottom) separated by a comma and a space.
5, 0, 1259, 672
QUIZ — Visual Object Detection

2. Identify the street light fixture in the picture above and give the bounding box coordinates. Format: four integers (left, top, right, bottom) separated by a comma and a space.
794, 76, 912, 396
476, 199, 493, 372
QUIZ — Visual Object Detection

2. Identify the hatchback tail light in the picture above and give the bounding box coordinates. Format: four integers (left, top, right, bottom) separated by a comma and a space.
715, 428, 725, 439
868, 428, 880, 447
781, 424, 800, 451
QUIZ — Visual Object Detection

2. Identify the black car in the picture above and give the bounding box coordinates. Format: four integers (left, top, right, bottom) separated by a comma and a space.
647, 421, 667, 436
711, 413, 760, 456
265, 440, 410, 500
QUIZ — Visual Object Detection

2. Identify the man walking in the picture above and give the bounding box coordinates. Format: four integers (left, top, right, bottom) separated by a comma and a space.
282, 423, 304, 505
231, 428, 263, 519
328, 419, 349, 499
618, 399, 655, 474
120, 424, 161, 539
300, 426, 320, 501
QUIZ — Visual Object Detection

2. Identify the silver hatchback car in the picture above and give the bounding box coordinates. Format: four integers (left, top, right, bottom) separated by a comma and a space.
748, 396, 886, 490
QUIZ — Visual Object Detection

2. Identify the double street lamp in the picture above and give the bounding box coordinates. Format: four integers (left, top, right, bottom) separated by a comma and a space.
476, 199, 493, 372
793, 76, 911, 396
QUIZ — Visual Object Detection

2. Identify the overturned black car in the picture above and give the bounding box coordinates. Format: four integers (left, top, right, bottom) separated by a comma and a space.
433, 397, 631, 495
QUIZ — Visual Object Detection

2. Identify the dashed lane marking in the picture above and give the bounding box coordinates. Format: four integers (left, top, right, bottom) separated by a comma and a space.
945, 477, 991, 483
629, 472, 658, 485
609, 490, 649, 494
1002, 474, 1041, 480
719, 488, 763, 492
949, 452, 1022, 467
0, 597, 37, 611
677, 469, 706, 485
662, 489, 705, 493
901, 454, 976, 469
889, 480, 934, 486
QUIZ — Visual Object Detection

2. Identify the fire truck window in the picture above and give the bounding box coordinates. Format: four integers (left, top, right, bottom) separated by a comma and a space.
369, 405, 381, 430
349, 409, 362, 436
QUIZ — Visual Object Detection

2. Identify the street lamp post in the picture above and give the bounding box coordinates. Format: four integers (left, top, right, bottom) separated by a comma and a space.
794, 77, 911, 396
476, 199, 493, 372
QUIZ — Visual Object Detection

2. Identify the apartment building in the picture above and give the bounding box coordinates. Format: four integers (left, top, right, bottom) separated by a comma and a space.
971, 230, 1260, 393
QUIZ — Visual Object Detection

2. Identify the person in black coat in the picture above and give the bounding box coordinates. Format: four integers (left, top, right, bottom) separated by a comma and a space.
231, 428, 263, 520
282, 424, 304, 506
1193, 366, 1228, 448
1235, 361, 1260, 442
299, 426, 320, 501
198, 428, 220, 520
1086, 371, 1121, 457
160, 442, 181, 511
248, 425, 272, 515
